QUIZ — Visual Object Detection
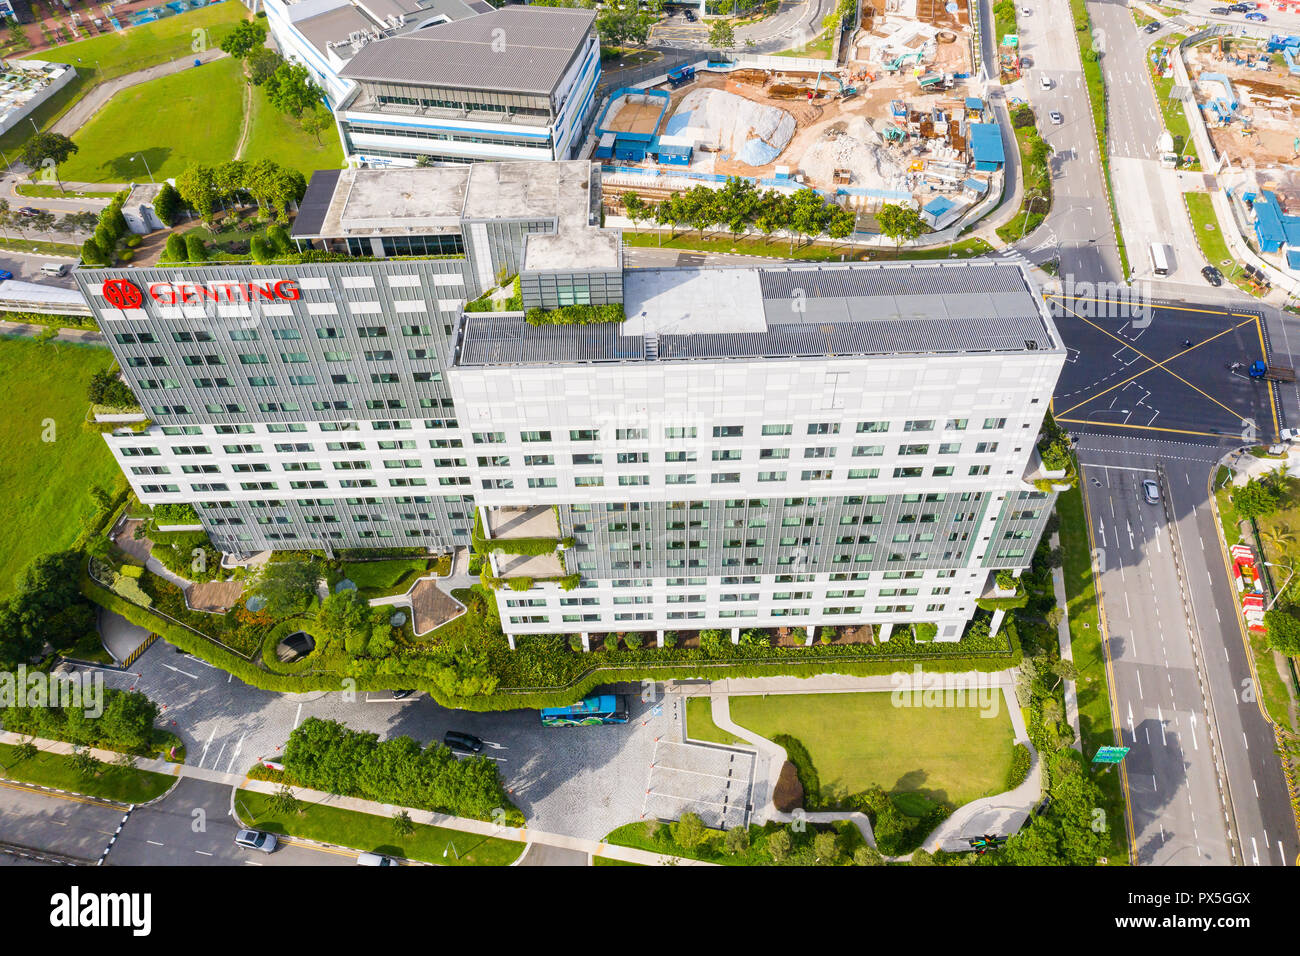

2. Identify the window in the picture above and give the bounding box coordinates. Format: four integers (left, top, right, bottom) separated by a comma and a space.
523, 454, 554, 466
807, 422, 840, 435
271, 329, 301, 340
932, 466, 955, 477
983, 417, 1007, 429
712, 450, 742, 461
665, 451, 697, 463
520, 430, 552, 442
618, 475, 649, 486
974, 442, 999, 454
711, 473, 741, 484
800, 469, 832, 481
853, 445, 884, 457
758, 471, 787, 482
945, 418, 968, 430
616, 428, 646, 440
762, 424, 793, 436
569, 429, 599, 441
712, 425, 743, 438
903, 420, 934, 432
237, 353, 268, 365
280, 352, 309, 363
574, 476, 604, 487
938, 442, 961, 454
572, 453, 603, 465
969, 465, 991, 476
804, 446, 835, 459
893, 467, 923, 478
472, 432, 505, 444
617, 452, 649, 464
527, 477, 557, 489
665, 427, 697, 439
857, 421, 888, 433
899, 444, 929, 456
848, 468, 879, 479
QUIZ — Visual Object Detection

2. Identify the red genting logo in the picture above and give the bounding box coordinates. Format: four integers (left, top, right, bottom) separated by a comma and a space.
103, 279, 143, 310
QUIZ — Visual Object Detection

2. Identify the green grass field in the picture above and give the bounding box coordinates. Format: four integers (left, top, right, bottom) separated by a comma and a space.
685, 697, 746, 745
621, 231, 993, 262
243, 86, 345, 175
0, 337, 122, 598
21, 4, 243, 83
237, 789, 523, 865
0, 743, 175, 803
729, 692, 1016, 807
60, 57, 245, 183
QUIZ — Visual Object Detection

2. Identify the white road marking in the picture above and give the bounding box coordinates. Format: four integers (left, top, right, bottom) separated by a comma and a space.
225, 734, 245, 774
161, 664, 198, 680
198, 727, 216, 768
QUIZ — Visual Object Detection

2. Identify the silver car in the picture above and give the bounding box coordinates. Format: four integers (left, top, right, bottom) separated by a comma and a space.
1142, 479, 1160, 505
235, 829, 278, 853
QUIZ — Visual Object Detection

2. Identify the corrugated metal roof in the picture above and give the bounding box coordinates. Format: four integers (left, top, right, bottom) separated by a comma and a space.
339, 7, 596, 95
292, 169, 343, 239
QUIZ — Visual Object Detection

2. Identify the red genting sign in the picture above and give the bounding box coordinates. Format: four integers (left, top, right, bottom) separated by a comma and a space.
102, 279, 302, 308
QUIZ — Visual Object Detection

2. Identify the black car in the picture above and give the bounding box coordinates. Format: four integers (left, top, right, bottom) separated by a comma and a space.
444, 730, 484, 754
1227, 2, 1251, 11
683, 8, 696, 21
1201, 264, 1223, 286
391, 689, 416, 700
1210, 5, 1231, 13
1143, 21, 1160, 33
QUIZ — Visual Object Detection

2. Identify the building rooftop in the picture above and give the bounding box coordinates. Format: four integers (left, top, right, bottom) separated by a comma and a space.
291, 0, 487, 54
522, 228, 622, 273
297, 4, 382, 54
291, 160, 599, 240
338, 6, 596, 96
969, 123, 1005, 164
456, 261, 1062, 367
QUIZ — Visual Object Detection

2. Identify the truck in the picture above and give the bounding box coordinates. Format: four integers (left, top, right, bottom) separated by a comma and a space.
1248, 360, 1296, 382
666, 65, 696, 88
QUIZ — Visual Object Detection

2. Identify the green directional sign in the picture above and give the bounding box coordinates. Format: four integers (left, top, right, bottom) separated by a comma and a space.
1092, 746, 1130, 764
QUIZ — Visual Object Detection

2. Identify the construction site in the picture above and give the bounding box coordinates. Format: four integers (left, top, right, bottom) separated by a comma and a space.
596, 0, 1005, 232
1186, 33, 1300, 171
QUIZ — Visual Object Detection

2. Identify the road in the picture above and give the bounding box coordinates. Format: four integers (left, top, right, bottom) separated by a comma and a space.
0, 780, 126, 864
648, 0, 838, 53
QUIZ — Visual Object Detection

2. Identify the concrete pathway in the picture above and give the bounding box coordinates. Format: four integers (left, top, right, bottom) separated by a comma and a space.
0, 731, 716, 866
1050, 532, 1084, 753
0, 319, 102, 344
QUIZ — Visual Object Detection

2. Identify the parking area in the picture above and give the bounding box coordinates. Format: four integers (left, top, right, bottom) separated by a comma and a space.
1050, 297, 1279, 442
643, 738, 755, 830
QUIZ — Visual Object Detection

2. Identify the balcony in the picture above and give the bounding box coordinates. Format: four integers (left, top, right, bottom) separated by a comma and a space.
485, 505, 560, 540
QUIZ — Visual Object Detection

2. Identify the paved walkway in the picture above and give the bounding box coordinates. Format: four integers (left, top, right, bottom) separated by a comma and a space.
0, 731, 716, 866
0, 320, 101, 344
1050, 532, 1084, 753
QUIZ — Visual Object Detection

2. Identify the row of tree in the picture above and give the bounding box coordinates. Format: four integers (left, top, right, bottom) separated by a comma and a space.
174, 158, 307, 224
221, 19, 332, 144
0, 198, 97, 241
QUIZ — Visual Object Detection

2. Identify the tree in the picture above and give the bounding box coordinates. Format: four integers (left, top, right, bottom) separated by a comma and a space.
316, 589, 371, 654
246, 47, 283, 86
184, 233, 208, 262
97, 690, 159, 754
393, 809, 415, 837
1264, 607, 1300, 656
1050, 658, 1080, 689
21, 132, 78, 192
31, 209, 55, 235
852, 844, 884, 866
221, 18, 267, 59
153, 182, 182, 226
176, 163, 219, 223
265, 62, 321, 119
877, 202, 925, 248
767, 827, 792, 861
671, 811, 708, 848
300, 106, 332, 146
1233, 477, 1283, 521
163, 232, 187, 263
621, 190, 648, 233
80, 235, 106, 266
708, 18, 735, 49
266, 221, 292, 256
250, 233, 273, 264
910, 848, 938, 865
813, 829, 840, 863
724, 824, 750, 855
255, 559, 320, 616
788, 187, 830, 251
214, 159, 249, 208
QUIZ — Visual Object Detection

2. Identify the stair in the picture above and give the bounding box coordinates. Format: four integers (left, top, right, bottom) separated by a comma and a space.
644, 333, 659, 361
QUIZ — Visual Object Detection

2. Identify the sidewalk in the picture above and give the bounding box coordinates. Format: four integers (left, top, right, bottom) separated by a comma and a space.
0, 730, 716, 866
1050, 532, 1084, 753
0, 319, 101, 343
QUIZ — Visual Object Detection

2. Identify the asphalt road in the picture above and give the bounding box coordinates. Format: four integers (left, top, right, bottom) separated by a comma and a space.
0, 781, 125, 864
648, 0, 838, 53
106, 777, 355, 866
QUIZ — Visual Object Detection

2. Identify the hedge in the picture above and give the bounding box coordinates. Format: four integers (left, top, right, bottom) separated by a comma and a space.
1006, 743, 1032, 792
0, 309, 98, 332
524, 303, 625, 326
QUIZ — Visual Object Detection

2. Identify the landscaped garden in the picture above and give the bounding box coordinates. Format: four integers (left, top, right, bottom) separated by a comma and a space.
0, 742, 175, 804
0, 336, 122, 598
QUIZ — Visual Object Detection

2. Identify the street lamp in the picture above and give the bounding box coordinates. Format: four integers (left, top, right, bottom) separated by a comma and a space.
132, 154, 155, 185
1018, 194, 1043, 242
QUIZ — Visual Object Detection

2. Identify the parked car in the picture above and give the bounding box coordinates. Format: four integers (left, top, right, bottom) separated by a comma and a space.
357, 852, 395, 866
0, 269, 12, 282
390, 689, 415, 700
1209, 6, 1231, 13
1142, 479, 1161, 505
1049, 110, 1064, 124
234, 829, 277, 853
1279, 428, 1300, 442
1245, 11, 1267, 21
1020, 5, 1030, 14
16, 206, 38, 217
1201, 264, 1223, 286
1039, 75, 1052, 90
683, 8, 695, 20
443, 730, 484, 754
1144, 21, 1161, 33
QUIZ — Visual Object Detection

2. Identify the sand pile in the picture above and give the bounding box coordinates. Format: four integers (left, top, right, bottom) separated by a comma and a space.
664, 88, 795, 166
800, 115, 907, 191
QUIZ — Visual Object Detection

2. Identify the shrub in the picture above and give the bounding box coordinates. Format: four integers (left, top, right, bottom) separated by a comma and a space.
118, 249, 133, 262
567, 634, 583, 652
725, 825, 750, 855
813, 829, 840, 863
125, 235, 142, 249
623, 632, 643, 649
506, 577, 533, 591
467, 554, 483, 575
184, 233, 208, 261
671, 811, 708, 849
662, 631, 678, 648
1006, 742, 1032, 791
80, 236, 106, 265
524, 302, 625, 326
913, 622, 938, 642
250, 234, 273, 263
163, 232, 186, 262
153, 181, 182, 226
996, 570, 1017, 591
602, 634, 618, 653
767, 827, 792, 862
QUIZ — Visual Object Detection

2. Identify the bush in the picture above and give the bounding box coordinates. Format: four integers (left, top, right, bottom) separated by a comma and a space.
118, 249, 133, 263
996, 570, 1017, 591
914, 622, 938, 642
1006, 742, 1032, 791
524, 303, 625, 326
125, 235, 142, 249
163, 232, 186, 262
662, 631, 678, 648
80, 236, 106, 266
567, 634, 583, 652
153, 182, 182, 226
184, 233, 208, 262
623, 632, 643, 649
602, 634, 618, 653
506, 577, 533, 591
671, 811, 708, 848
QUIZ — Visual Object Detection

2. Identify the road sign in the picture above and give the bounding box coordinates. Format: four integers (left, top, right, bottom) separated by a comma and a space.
1092, 746, 1130, 764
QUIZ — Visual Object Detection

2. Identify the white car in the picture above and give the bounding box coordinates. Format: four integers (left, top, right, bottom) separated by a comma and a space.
1040, 75, 1052, 90
1280, 428, 1300, 442
1049, 110, 1064, 124
1142, 479, 1160, 505
235, 829, 277, 853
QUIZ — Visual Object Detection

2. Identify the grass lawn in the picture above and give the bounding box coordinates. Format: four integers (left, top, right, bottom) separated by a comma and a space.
685, 697, 746, 745
15, 183, 117, 200
0, 337, 121, 598
1055, 484, 1131, 863
621, 230, 993, 262
21, 4, 243, 84
592, 855, 643, 865
236, 789, 523, 865
0, 743, 175, 803
0, 236, 82, 257
243, 85, 345, 174
1146, 34, 1198, 165
729, 692, 1015, 807
774, 30, 833, 59
60, 57, 245, 183
995, 114, 1051, 244
340, 558, 432, 598
1184, 192, 1265, 297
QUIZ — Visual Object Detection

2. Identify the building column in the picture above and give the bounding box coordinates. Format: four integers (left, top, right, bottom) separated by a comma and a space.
805, 626, 816, 646
656, 629, 664, 648
1012, 568, 1024, 579
989, 608, 1007, 638
878, 622, 893, 643
580, 632, 590, 652
731, 627, 740, 644
506, 633, 516, 651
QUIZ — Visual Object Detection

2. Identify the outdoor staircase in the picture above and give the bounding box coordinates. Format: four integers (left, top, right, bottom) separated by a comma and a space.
644, 332, 659, 361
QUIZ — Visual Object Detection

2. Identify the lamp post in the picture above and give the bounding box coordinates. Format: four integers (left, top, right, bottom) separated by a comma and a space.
132, 153, 155, 185
1018, 194, 1043, 242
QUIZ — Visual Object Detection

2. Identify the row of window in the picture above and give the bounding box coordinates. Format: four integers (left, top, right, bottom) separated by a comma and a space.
471, 420, 1011, 445
112, 326, 438, 346
507, 604, 951, 625
140, 399, 458, 417
484, 466, 1000, 489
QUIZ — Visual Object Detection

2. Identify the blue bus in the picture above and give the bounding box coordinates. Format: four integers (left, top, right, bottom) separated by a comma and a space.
539, 694, 630, 727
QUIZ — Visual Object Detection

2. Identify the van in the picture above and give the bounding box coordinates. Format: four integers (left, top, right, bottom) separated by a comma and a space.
41, 262, 69, 277
357, 852, 395, 866
1149, 242, 1172, 276
1039, 75, 1052, 90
